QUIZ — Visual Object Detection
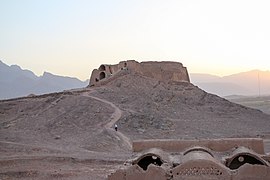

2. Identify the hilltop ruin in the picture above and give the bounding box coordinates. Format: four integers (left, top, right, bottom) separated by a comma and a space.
1, 60, 270, 179
89, 60, 190, 86
87, 60, 270, 179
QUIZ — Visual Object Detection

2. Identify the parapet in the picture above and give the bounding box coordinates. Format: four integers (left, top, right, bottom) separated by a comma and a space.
89, 60, 190, 86
132, 138, 265, 154
108, 138, 270, 180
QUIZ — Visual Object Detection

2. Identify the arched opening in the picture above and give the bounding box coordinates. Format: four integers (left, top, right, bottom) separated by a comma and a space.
183, 146, 214, 157
99, 72, 106, 80
137, 155, 163, 171
227, 154, 265, 170
99, 65, 106, 71
124, 62, 127, 67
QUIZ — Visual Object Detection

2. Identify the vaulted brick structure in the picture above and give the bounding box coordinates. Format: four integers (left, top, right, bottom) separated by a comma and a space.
108, 138, 270, 180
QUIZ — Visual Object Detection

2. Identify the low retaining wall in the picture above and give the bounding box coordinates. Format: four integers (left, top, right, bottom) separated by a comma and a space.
133, 138, 265, 154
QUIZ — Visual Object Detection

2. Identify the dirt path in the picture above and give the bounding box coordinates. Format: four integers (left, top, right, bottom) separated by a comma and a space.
82, 91, 132, 150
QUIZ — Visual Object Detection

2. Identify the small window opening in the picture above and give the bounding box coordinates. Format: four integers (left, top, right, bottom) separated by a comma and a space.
228, 155, 265, 170
137, 155, 163, 171
95, 78, 99, 82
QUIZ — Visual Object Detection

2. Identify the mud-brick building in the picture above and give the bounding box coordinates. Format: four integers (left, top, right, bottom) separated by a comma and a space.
108, 138, 270, 180
89, 60, 190, 87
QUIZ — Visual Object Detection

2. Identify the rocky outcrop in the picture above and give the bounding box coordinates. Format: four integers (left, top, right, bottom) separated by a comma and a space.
89, 60, 190, 86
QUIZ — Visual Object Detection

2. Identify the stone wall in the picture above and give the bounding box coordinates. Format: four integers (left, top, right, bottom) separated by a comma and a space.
89, 60, 190, 86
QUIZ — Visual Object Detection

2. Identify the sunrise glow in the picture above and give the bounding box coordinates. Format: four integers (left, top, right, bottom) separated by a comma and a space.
1, 0, 270, 80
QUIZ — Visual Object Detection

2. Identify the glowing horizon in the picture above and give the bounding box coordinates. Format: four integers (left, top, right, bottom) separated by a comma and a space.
1, 0, 270, 80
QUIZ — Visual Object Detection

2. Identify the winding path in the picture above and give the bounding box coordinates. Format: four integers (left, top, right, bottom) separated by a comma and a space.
82, 91, 132, 150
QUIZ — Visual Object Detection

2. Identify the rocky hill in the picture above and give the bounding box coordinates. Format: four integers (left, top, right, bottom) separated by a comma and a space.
1, 61, 270, 179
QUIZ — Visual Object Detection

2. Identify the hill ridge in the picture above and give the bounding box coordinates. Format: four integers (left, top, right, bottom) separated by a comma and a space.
1, 61, 270, 179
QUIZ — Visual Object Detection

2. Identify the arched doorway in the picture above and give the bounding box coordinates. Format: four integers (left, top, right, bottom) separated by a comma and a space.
99, 72, 106, 80
137, 155, 163, 170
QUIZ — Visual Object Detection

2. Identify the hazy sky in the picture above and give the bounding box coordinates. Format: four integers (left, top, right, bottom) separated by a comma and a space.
1, 0, 270, 80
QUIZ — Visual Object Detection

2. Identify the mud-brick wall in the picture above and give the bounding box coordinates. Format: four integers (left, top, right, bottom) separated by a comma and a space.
89, 60, 190, 86
132, 138, 265, 154
138, 61, 190, 83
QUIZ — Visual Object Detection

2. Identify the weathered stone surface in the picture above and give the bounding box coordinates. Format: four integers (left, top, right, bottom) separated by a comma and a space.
89, 60, 190, 86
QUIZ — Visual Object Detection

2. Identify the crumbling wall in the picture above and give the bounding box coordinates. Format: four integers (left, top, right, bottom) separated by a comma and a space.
89, 60, 190, 86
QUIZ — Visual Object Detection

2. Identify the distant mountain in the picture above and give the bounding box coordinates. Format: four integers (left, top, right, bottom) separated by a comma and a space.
190, 70, 270, 96
2, 60, 269, 99
0, 60, 89, 99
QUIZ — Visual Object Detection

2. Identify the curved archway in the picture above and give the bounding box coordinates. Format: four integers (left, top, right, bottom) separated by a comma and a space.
99, 65, 106, 71
99, 72, 106, 80
183, 146, 214, 157
132, 153, 164, 171
226, 153, 267, 170
137, 155, 163, 170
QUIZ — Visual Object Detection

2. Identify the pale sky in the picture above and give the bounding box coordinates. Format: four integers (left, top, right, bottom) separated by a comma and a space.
1, 0, 270, 80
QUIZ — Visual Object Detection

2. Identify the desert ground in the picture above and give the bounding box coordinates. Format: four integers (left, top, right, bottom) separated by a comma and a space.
1, 73, 270, 179
227, 95, 270, 115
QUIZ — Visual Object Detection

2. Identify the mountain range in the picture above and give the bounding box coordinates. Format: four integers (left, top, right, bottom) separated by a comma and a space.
1, 60, 270, 99
190, 70, 270, 97
0, 60, 89, 99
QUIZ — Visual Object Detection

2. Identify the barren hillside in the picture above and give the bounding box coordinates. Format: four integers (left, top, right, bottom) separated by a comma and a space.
1, 71, 270, 179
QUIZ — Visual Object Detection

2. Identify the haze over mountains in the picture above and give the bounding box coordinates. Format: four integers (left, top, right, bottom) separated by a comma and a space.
1, 60, 270, 99
190, 70, 270, 97
0, 60, 89, 99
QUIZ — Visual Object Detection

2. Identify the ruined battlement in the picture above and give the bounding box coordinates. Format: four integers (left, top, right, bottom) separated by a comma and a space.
89, 60, 190, 86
